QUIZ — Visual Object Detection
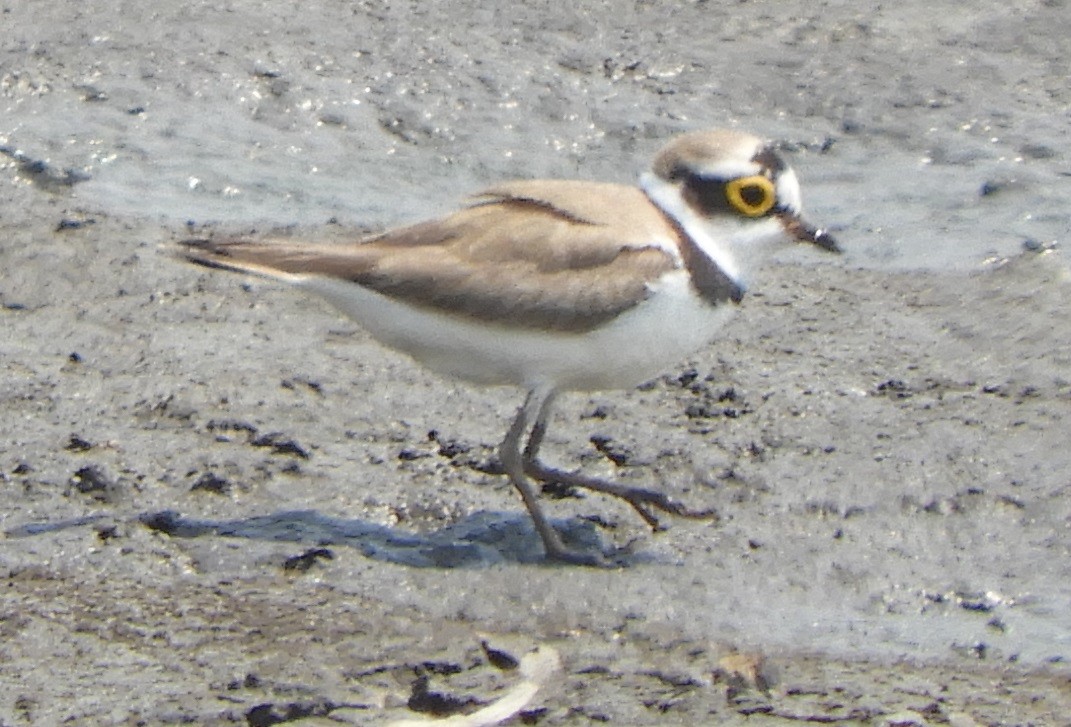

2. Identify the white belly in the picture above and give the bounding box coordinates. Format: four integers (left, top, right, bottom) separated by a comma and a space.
302, 269, 734, 392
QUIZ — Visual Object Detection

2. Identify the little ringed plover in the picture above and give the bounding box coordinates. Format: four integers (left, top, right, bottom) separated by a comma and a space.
179, 128, 839, 566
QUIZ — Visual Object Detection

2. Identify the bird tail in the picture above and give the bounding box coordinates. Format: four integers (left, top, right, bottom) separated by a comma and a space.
175, 237, 366, 282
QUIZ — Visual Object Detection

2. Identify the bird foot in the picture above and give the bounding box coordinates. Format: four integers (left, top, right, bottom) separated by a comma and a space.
523, 460, 719, 531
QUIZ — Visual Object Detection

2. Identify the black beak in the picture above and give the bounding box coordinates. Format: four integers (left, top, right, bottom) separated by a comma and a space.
779, 210, 840, 253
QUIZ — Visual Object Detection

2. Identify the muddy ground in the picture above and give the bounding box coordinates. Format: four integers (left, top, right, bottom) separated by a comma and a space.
2, 1, 1071, 725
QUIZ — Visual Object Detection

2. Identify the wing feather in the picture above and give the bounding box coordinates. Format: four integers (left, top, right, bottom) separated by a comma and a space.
179, 181, 683, 333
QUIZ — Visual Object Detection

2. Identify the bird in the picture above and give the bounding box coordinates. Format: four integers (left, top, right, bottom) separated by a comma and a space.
178, 128, 839, 566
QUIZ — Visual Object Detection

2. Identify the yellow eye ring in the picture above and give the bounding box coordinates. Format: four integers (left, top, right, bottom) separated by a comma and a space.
725, 175, 776, 217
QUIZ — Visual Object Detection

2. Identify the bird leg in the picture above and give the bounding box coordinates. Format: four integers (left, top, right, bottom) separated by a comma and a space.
499, 387, 607, 566
520, 393, 718, 531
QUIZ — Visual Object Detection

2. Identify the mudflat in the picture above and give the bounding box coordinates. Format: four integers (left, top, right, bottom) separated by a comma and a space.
2, 1, 1069, 724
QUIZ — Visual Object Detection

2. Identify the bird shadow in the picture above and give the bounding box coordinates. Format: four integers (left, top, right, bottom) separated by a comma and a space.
7, 509, 662, 568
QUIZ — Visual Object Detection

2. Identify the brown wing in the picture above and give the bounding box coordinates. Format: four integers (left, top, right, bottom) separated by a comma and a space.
179, 181, 683, 333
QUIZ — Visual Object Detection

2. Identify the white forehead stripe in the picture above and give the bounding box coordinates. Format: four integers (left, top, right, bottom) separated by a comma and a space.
689, 160, 764, 181
775, 168, 803, 214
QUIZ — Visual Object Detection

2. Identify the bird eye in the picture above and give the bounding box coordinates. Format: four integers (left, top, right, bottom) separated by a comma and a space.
725, 175, 776, 217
